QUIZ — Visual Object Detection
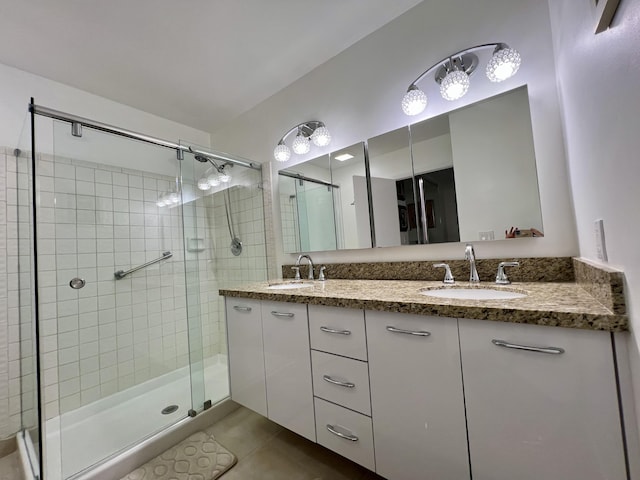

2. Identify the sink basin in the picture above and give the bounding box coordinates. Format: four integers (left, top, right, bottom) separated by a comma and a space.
267, 282, 315, 290
420, 287, 527, 300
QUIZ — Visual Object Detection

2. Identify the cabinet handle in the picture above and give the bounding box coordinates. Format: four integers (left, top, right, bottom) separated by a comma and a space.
326, 424, 359, 442
271, 311, 295, 318
323, 375, 355, 388
320, 326, 351, 335
492, 339, 565, 355
386, 326, 431, 337
233, 306, 252, 312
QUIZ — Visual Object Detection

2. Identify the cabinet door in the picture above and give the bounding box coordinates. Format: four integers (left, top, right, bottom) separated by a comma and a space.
262, 301, 315, 441
225, 298, 266, 416
459, 319, 626, 480
367, 311, 470, 480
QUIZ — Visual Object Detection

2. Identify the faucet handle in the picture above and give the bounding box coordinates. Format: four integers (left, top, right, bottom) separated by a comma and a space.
319, 266, 326, 281
496, 261, 519, 284
433, 263, 455, 284
291, 266, 301, 281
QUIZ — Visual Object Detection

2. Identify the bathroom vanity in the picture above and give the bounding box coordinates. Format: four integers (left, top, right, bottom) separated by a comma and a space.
221, 263, 629, 480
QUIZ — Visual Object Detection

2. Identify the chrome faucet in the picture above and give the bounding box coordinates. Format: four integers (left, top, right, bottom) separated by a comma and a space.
464, 244, 480, 283
296, 254, 315, 280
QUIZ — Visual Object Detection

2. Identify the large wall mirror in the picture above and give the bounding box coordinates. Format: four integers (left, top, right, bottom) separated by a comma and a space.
278, 86, 543, 253
279, 142, 370, 253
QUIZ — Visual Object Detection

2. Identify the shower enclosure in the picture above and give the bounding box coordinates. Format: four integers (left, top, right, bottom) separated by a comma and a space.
11, 101, 267, 479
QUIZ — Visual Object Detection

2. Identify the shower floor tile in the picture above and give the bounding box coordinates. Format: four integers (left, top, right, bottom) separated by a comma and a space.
205, 407, 385, 480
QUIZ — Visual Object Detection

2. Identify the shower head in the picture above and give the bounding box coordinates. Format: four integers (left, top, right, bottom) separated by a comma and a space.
194, 154, 210, 163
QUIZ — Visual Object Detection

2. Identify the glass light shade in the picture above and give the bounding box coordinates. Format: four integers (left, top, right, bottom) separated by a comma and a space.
440, 70, 470, 101
292, 134, 311, 155
218, 172, 231, 183
207, 173, 221, 187
197, 178, 211, 191
273, 143, 291, 162
486, 47, 522, 82
311, 126, 331, 147
401, 87, 428, 116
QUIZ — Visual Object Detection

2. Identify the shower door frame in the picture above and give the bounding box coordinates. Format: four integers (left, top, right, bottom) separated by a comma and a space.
28, 99, 262, 479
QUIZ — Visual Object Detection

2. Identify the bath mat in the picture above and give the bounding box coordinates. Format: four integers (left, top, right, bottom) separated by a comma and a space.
121, 431, 237, 480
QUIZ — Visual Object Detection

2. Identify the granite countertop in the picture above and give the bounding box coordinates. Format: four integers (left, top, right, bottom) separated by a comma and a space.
220, 279, 628, 332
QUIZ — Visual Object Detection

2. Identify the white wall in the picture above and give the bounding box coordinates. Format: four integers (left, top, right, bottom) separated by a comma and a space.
0, 62, 210, 154
210, 0, 577, 268
546, 0, 640, 436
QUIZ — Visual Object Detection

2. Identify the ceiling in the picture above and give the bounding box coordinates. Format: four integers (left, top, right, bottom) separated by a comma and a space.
0, 0, 423, 133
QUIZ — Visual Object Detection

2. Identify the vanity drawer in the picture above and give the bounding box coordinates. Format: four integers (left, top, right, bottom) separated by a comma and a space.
309, 305, 367, 360
311, 350, 371, 416
314, 397, 375, 471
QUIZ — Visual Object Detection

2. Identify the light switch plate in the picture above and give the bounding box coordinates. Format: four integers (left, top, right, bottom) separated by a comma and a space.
594, 219, 608, 262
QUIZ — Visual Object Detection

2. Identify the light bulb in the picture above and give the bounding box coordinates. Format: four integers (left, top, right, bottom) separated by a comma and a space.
292, 133, 311, 155
197, 178, 211, 191
311, 126, 331, 147
401, 87, 428, 116
486, 47, 521, 82
168, 192, 180, 204
207, 173, 221, 187
273, 143, 291, 162
440, 70, 470, 101
156, 198, 166, 207
218, 171, 231, 183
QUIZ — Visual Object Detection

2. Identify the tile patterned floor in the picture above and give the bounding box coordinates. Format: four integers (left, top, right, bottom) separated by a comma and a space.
205, 407, 385, 480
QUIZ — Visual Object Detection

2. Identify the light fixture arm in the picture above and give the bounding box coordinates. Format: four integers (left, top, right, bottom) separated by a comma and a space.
406, 42, 509, 91
276, 120, 326, 144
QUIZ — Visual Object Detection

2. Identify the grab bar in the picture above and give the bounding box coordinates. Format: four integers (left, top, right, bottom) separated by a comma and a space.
114, 251, 172, 279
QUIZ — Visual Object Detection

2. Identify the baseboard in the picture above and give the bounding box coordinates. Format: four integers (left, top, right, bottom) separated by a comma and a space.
72, 398, 240, 480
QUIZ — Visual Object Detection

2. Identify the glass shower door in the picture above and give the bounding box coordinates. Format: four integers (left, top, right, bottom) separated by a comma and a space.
181, 145, 267, 408
38, 120, 197, 479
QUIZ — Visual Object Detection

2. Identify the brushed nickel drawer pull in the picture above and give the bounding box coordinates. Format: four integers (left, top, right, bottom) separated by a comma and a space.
320, 326, 351, 335
326, 424, 358, 442
492, 339, 565, 355
386, 326, 431, 337
271, 311, 295, 318
323, 375, 355, 388
233, 306, 252, 312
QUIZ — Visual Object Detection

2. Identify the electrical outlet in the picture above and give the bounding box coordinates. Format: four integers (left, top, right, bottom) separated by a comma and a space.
594, 219, 608, 262
479, 231, 495, 241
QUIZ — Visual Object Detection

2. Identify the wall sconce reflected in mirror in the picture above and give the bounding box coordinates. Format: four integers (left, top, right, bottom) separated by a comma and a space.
401, 43, 522, 116
274, 120, 331, 162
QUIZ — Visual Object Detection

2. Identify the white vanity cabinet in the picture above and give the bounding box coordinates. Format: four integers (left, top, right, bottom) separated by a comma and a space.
225, 298, 315, 441
261, 301, 316, 442
225, 298, 267, 416
458, 319, 626, 480
366, 310, 470, 480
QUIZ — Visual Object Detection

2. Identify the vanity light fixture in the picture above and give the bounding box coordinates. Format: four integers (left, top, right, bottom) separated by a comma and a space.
273, 121, 331, 162
401, 43, 522, 116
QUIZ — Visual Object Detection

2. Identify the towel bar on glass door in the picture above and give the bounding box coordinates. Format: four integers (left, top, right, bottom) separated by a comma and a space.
114, 251, 172, 279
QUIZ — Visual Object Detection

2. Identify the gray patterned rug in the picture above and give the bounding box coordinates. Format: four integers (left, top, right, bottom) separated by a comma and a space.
121, 431, 236, 480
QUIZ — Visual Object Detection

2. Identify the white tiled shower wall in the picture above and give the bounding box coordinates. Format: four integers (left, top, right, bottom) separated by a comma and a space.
0, 147, 269, 438
0, 149, 32, 439
36, 152, 226, 419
